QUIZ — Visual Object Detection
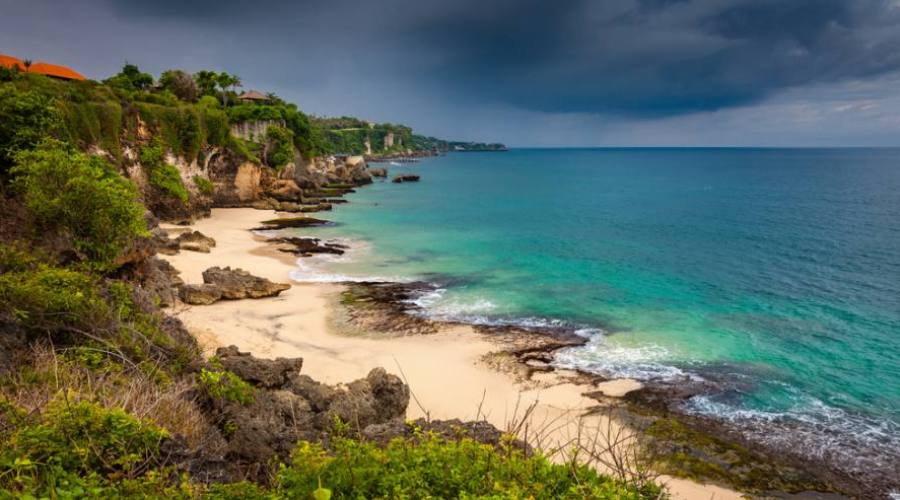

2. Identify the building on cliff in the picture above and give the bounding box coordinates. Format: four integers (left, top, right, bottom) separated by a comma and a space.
0, 54, 86, 81
238, 90, 270, 103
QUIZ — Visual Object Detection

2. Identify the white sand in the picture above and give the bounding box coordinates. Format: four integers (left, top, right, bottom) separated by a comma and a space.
162, 208, 743, 500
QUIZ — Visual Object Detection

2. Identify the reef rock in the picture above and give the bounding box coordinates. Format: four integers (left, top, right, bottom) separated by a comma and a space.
392, 174, 420, 183
179, 283, 223, 305
175, 231, 217, 253
201, 266, 291, 299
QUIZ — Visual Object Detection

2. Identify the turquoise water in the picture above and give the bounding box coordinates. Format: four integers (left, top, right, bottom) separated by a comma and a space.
293, 148, 900, 475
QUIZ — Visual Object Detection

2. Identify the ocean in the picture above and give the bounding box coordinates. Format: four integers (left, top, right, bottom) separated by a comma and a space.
291, 148, 900, 483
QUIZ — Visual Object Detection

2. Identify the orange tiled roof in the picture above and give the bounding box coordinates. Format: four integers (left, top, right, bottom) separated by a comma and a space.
29, 62, 86, 81
0, 54, 86, 81
0, 54, 25, 71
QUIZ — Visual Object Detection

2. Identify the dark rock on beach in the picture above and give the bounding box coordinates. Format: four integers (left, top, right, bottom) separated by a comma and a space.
268, 236, 348, 256
201, 266, 291, 300
179, 283, 223, 305
205, 346, 409, 471
253, 216, 332, 230
178, 267, 291, 305
175, 230, 217, 253
392, 174, 420, 183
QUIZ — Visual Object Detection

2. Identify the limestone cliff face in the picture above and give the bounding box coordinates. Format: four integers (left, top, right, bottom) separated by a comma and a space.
230, 120, 285, 142
293, 154, 372, 188
95, 116, 375, 222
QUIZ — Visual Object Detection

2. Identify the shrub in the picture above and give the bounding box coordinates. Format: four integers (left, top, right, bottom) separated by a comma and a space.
0, 266, 109, 334
0, 83, 59, 170
276, 434, 660, 499
140, 142, 189, 202
266, 125, 294, 169
198, 368, 255, 405
10, 140, 147, 267
0, 399, 175, 497
193, 175, 215, 196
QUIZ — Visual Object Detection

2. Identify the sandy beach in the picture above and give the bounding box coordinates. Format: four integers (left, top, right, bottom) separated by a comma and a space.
162, 207, 741, 500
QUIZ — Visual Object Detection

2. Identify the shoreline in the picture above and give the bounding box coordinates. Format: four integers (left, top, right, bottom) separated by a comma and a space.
161, 207, 740, 500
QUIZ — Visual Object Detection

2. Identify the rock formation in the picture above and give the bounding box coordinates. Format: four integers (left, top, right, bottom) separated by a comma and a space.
178, 267, 291, 305
174, 231, 216, 253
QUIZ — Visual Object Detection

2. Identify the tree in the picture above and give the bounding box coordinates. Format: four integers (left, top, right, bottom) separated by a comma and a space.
105, 63, 153, 91
216, 72, 241, 106
159, 69, 198, 102
193, 70, 219, 98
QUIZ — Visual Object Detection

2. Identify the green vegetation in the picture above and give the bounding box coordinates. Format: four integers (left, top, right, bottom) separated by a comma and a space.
265, 125, 294, 169
0, 398, 181, 498
0, 83, 58, 171
198, 368, 255, 405
193, 175, 214, 196
10, 140, 147, 268
277, 434, 659, 499
140, 141, 189, 202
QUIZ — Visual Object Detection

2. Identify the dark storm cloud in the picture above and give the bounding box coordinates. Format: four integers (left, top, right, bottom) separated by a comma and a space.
104, 0, 900, 116
9, 0, 900, 121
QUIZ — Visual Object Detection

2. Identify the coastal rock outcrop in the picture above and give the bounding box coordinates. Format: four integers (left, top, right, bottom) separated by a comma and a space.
174, 230, 217, 253
268, 236, 347, 256
179, 283, 223, 305
392, 174, 420, 183
368, 167, 388, 178
253, 216, 331, 230
205, 346, 410, 470
266, 179, 302, 201
200, 266, 291, 299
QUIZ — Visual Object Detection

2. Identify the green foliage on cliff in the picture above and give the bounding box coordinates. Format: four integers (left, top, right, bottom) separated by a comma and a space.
193, 175, 215, 195
10, 140, 147, 268
0, 398, 177, 498
266, 125, 294, 169
0, 83, 59, 171
275, 434, 659, 499
199, 368, 255, 405
228, 103, 322, 158
140, 141, 190, 202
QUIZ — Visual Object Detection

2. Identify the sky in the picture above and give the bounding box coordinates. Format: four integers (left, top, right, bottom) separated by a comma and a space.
4, 0, 900, 146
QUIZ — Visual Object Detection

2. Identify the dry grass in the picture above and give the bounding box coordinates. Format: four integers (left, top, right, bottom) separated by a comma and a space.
1, 342, 223, 454
503, 396, 664, 496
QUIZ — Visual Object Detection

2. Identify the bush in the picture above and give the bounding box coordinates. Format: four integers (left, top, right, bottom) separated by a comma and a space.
0, 399, 177, 497
276, 434, 660, 499
0, 266, 108, 333
140, 142, 189, 203
10, 140, 147, 267
0, 83, 59, 171
199, 368, 255, 405
266, 125, 294, 169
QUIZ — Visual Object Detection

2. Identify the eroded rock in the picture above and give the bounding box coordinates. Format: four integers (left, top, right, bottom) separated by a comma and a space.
392, 174, 420, 183
201, 266, 291, 299
175, 231, 217, 253
180, 283, 223, 305
268, 236, 347, 256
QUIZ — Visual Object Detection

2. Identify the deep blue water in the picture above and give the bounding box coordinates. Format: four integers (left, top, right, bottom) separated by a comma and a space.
294, 148, 900, 477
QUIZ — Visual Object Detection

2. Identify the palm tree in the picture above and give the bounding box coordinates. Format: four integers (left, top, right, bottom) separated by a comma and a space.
22, 59, 32, 72
216, 73, 241, 106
